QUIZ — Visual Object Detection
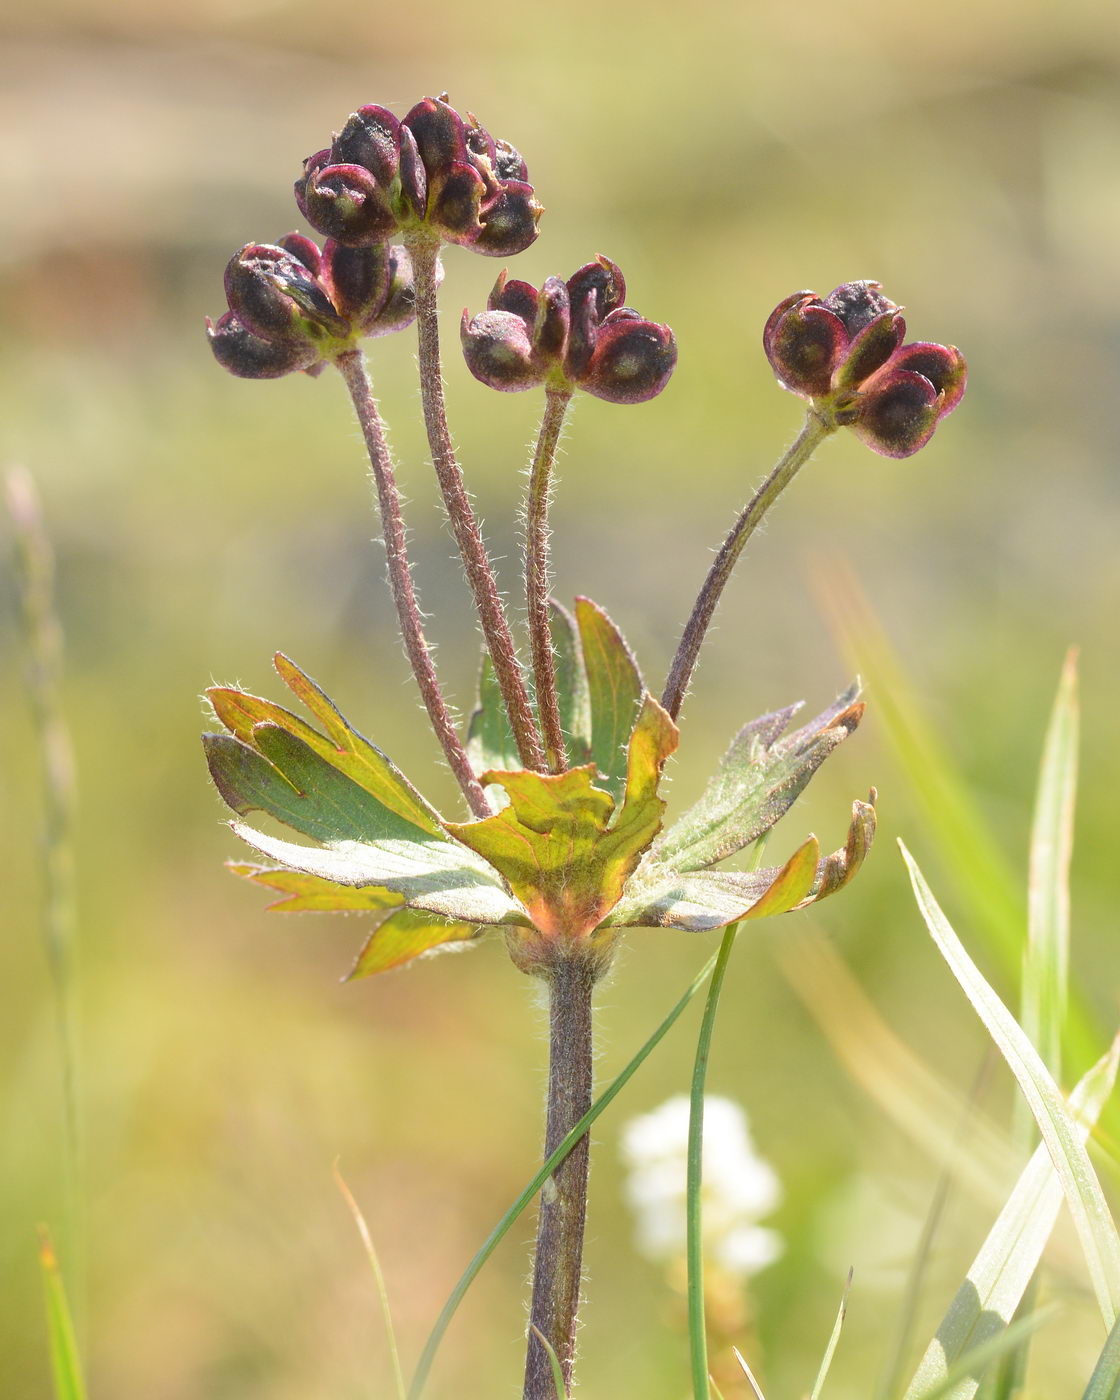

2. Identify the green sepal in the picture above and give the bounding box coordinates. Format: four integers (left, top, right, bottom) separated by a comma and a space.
348, 908, 481, 979
609, 795, 876, 930
652, 683, 864, 873
575, 596, 644, 803
446, 694, 678, 939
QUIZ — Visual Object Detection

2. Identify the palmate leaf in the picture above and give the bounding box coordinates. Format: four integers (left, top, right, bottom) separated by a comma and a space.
575, 595, 644, 802
608, 796, 876, 930
446, 695, 678, 938
903, 1040, 1119, 1400
652, 683, 864, 873
465, 655, 521, 782
550, 599, 592, 767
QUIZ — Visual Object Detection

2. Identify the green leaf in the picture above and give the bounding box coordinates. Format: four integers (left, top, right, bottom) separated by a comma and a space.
446, 695, 678, 938
903, 1041, 1119, 1400
465, 655, 521, 783
348, 907, 480, 978
209, 654, 443, 837
1024, 647, 1079, 1078
38, 1229, 87, 1400
227, 863, 403, 913
550, 600, 592, 766
810, 1269, 852, 1400
227, 820, 528, 926
610, 797, 875, 930
902, 843, 1120, 1330
653, 685, 863, 873
911, 1307, 1058, 1400
1083, 1313, 1120, 1399
575, 596, 643, 802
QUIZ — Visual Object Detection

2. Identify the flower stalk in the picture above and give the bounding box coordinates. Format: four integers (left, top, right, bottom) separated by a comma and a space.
408, 236, 548, 773
662, 411, 833, 721
336, 349, 489, 817
525, 387, 573, 773
523, 953, 597, 1399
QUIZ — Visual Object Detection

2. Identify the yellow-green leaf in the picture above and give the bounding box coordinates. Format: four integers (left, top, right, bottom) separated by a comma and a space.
227, 863, 403, 913
348, 907, 481, 978
446, 695, 677, 938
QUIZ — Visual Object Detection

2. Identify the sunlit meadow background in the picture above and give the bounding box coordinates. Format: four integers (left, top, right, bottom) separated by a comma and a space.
3, 2, 1119, 1396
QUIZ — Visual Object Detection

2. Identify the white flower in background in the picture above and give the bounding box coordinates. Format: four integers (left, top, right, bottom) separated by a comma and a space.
620, 1095, 783, 1278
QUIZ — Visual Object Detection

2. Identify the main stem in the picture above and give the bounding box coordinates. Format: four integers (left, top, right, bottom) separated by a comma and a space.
336, 350, 489, 819
523, 955, 596, 1399
661, 412, 833, 721
409, 237, 548, 773
526, 388, 573, 773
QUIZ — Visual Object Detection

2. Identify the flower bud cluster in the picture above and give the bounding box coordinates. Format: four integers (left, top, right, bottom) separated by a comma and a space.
461, 256, 677, 404
207, 235, 416, 379
764, 281, 966, 457
295, 95, 542, 256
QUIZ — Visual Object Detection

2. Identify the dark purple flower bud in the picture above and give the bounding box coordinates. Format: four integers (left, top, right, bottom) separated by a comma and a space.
461, 255, 676, 404
296, 95, 542, 255
764, 281, 966, 457
295, 155, 399, 247
224, 243, 348, 343
206, 311, 321, 379
208, 233, 418, 379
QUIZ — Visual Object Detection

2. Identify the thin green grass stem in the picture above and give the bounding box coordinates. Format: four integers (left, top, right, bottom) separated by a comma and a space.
333, 1162, 406, 1400
529, 1326, 567, 1400
687, 923, 740, 1400
407, 946, 724, 1400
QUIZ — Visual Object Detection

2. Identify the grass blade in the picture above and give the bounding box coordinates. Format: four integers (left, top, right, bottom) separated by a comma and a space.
1023, 647, 1078, 1079
407, 945, 723, 1400
687, 924, 740, 1400
38, 1229, 87, 1400
903, 1041, 1119, 1400
529, 1326, 567, 1399
733, 1346, 768, 1399
1083, 1313, 1120, 1399
333, 1162, 406, 1400
810, 1267, 852, 1400
901, 843, 1120, 1329
912, 1305, 1058, 1400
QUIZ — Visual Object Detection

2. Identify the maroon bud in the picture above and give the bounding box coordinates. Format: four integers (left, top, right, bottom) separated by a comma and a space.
822, 281, 898, 336
224, 243, 347, 342
402, 96, 470, 174
206, 312, 321, 379
765, 301, 847, 397
581, 312, 678, 405
330, 105, 401, 186
472, 181, 542, 256
296, 160, 399, 247
426, 161, 487, 244
832, 309, 906, 389
889, 342, 967, 415
397, 123, 428, 219
277, 231, 323, 276
850, 368, 941, 458
461, 308, 541, 391
320, 240, 392, 325
462, 255, 675, 404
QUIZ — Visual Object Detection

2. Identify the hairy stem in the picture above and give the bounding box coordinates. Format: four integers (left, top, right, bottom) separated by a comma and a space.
523, 955, 596, 1399
336, 350, 489, 818
661, 412, 833, 720
526, 388, 573, 773
408, 237, 547, 773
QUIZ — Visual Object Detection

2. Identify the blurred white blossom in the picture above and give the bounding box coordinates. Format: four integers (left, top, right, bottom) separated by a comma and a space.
620, 1095, 783, 1278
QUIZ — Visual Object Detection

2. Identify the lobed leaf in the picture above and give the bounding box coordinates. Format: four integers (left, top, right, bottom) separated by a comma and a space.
575, 596, 644, 803
465, 655, 521, 785
903, 844, 1120, 1330
227, 863, 402, 913
610, 797, 875, 931
348, 907, 480, 978
228, 820, 529, 926
652, 683, 863, 873
446, 695, 678, 938
550, 599, 592, 766
903, 1041, 1119, 1400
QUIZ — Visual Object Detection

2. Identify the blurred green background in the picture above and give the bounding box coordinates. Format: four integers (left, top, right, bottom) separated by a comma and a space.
3, 1, 1119, 1395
